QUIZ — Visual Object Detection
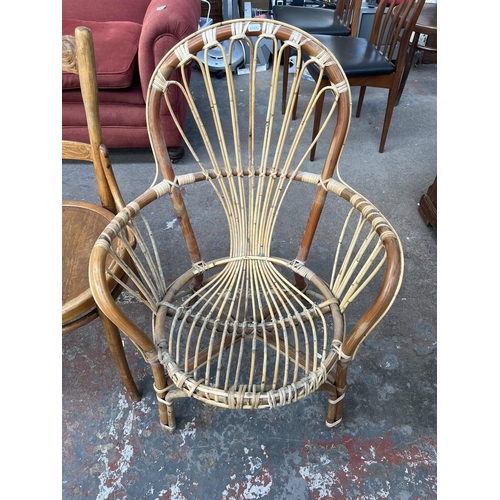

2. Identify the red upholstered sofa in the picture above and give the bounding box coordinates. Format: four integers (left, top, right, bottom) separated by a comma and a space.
62, 0, 201, 161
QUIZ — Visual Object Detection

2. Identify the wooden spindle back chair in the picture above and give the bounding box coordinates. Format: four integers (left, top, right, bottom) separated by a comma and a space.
289, 0, 426, 154
273, 0, 362, 115
89, 19, 403, 433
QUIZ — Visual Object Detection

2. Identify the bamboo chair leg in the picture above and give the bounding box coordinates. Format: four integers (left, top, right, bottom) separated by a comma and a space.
98, 308, 141, 402
329, 361, 349, 426
319, 377, 340, 426
319, 364, 348, 428
326, 392, 343, 428
356, 86, 367, 118
379, 86, 399, 153
164, 397, 176, 433
152, 364, 174, 432
328, 385, 347, 426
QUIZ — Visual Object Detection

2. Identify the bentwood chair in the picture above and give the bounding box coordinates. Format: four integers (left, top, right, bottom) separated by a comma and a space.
273, 0, 362, 114
289, 0, 425, 155
89, 18, 404, 433
62, 27, 141, 402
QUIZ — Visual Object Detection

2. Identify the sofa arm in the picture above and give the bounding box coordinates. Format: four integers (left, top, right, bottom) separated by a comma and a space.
138, 0, 201, 101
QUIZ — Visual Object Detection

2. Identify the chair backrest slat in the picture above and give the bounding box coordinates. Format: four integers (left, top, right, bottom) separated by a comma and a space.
370, 0, 425, 66
336, 0, 362, 36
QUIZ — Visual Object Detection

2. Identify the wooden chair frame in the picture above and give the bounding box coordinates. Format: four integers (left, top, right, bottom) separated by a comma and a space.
62, 27, 140, 401
290, 0, 425, 154
275, 0, 362, 115
89, 19, 403, 433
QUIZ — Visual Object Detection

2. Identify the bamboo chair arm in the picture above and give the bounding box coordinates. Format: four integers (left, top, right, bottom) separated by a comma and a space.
343, 235, 403, 359
87, 188, 173, 362
323, 179, 404, 359
88, 181, 184, 364
89, 243, 157, 360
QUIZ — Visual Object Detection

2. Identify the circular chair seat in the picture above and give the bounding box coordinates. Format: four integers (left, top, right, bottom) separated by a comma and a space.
62, 201, 124, 330
154, 256, 345, 410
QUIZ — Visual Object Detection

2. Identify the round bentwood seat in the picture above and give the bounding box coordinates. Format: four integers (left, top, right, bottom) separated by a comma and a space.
62, 201, 118, 330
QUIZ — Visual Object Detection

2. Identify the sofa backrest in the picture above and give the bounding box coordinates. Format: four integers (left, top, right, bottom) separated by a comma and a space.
63, 0, 150, 24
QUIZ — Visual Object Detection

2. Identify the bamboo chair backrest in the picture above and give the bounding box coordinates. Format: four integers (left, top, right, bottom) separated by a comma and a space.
146, 19, 351, 271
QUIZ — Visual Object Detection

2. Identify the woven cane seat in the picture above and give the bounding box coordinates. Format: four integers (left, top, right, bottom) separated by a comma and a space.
154, 256, 344, 412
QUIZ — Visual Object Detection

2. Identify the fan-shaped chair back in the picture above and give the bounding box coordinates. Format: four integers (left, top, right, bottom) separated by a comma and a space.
146, 20, 352, 270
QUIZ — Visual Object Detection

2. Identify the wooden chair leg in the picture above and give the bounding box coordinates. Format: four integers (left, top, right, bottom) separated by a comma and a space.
292, 77, 301, 121
379, 86, 399, 153
98, 308, 141, 402
396, 38, 419, 106
310, 87, 326, 162
356, 86, 367, 118
418, 176, 437, 229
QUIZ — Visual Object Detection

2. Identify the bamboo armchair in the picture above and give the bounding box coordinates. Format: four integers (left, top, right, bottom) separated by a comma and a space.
62, 27, 140, 401
89, 19, 404, 433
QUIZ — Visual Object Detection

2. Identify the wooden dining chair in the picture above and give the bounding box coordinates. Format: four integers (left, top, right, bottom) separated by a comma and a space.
289, 0, 425, 155
273, 0, 362, 114
89, 18, 404, 433
62, 26, 141, 402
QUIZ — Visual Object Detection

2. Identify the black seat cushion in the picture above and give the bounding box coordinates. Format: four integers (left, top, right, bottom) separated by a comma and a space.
273, 6, 351, 36
310, 35, 395, 77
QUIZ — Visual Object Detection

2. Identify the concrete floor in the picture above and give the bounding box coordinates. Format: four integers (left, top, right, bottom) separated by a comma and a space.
62, 60, 437, 499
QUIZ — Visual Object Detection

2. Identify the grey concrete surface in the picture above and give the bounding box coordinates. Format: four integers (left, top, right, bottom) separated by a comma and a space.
62, 61, 437, 499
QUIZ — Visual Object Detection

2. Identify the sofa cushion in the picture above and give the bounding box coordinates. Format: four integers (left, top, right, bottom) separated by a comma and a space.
62, 19, 142, 89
